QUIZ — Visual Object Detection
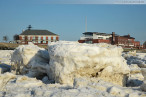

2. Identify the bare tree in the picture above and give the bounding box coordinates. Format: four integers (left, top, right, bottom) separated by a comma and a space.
13, 34, 19, 41
3, 36, 8, 42
13, 34, 19, 43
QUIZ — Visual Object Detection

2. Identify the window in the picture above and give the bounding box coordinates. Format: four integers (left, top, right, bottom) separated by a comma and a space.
38, 36, 41, 40
33, 41, 36, 43
38, 40, 41, 43
33, 36, 35, 40
85, 41, 92, 44
48, 36, 51, 40
43, 41, 46, 43
98, 37, 103, 39
53, 36, 56, 40
48, 41, 51, 43
22, 36, 25, 40
43, 36, 46, 40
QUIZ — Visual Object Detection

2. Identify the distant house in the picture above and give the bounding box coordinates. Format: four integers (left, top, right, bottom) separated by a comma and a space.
78, 32, 140, 49
19, 26, 59, 45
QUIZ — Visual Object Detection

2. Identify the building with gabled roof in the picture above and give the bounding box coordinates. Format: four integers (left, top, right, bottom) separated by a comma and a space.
20, 29, 58, 36
19, 25, 59, 45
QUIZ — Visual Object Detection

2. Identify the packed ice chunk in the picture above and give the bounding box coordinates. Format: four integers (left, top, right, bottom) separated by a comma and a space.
141, 68, 146, 91
15, 76, 43, 87
123, 52, 146, 87
128, 64, 142, 74
0, 72, 43, 92
141, 68, 146, 80
107, 86, 126, 97
126, 64, 144, 87
0, 72, 16, 91
123, 52, 146, 68
48, 41, 130, 86
0, 50, 13, 65
0, 64, 11, 74
141, 80, 146, 92
11, 43, 49, 78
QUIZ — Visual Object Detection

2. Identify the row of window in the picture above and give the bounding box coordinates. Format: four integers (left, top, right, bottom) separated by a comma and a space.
21, 36, 57, 40
32, 40, 57, 44
98, 37, 103, 39
118, 39, 133, 42
97, 37, 109, 40
118, 42, 134, 45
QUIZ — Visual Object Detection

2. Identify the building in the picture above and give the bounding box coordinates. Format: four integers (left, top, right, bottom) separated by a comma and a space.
111, 32, 140, 48
78, 32, 140, 48
78, 32, 111, 44
143, 41, 146, 49
19, 26, 59, 45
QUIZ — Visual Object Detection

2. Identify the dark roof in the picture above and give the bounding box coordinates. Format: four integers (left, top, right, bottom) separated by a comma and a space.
20, 29, 58, 36
83, 32, 111, 36
111, 34, 119, 36
83, 32, 93, 35
122, 35, 135, 39
94, 32, 111, 36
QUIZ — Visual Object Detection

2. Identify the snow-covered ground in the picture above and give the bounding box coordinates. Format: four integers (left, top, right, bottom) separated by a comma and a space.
0, 72, 146, 97
0, 42, 146, 97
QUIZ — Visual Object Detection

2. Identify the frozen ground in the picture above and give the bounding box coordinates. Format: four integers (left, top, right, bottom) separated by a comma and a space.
0, 72, 146, 97
0, 42, 146, 97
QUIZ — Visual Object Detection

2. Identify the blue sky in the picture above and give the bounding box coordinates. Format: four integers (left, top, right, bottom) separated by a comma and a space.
0, 0, 146, 44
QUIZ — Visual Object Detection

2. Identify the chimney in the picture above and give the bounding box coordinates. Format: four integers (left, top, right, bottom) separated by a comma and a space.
112, 32, 115, 45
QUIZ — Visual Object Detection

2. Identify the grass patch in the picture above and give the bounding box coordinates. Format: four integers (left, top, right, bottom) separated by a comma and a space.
0, 42, 48, 50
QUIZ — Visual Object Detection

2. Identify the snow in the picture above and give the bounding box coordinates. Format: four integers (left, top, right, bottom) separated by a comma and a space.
0, 50, 13, 65
11, 42, 49, 78
48, 41, 130, 86
141, 68, 146, 91
0, 41, 146, 96
123, 52, 146, 68
0, 50, 12, 74
122, 51, 146, 91
126, 64, 144, 87
0, 73, 146, 97
0, 72, 16, 91
0, 64, 11, 74
141, 68, 146, 80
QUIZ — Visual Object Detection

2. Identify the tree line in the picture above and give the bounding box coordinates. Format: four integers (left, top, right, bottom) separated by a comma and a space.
2, 34, 19, 43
